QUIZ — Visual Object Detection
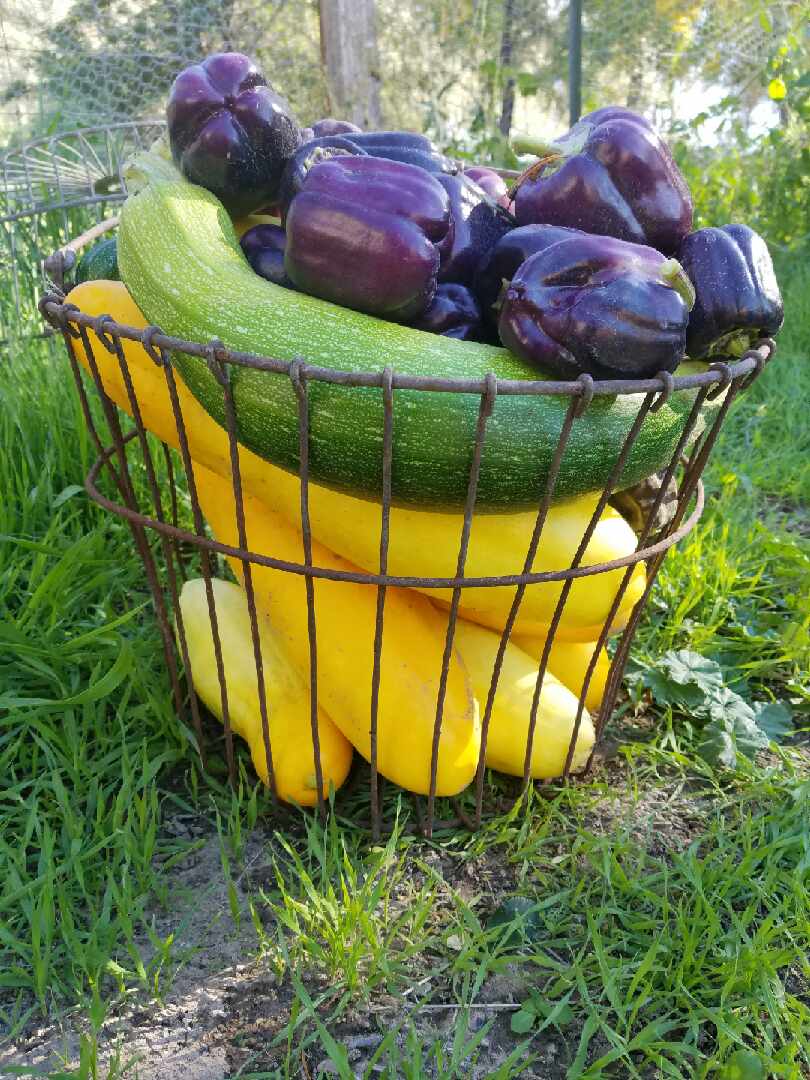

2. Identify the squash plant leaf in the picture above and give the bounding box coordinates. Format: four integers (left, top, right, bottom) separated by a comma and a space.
697, 687, 769, 768
752, 701, 794, 741
643, 648, 725, 709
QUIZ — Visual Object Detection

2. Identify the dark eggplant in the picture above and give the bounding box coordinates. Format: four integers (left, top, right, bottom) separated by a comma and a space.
277, 135, 366, 222
474, 224, 583, 327
512, 107, 692, 254
498, 233, 694, 380
284, 155, 451, 321
435, 174, 514, 287
463, 165, 511, 208
677, 225, 783, 359
166, 52, 301, 217
311, 118, 363, 136
240, 223, 295, 288
411, 283, 483, 340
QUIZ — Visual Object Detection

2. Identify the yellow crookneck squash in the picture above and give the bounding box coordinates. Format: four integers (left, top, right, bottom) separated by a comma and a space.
451, 618, 595, 777
178, 577, 352, 804
189, 466, 480, 797
66, 278, 645, 643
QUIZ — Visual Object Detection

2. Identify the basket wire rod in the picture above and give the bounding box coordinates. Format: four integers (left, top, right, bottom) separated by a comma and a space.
291, 360, 327, 819
571, 382, 712, 759
81, 446, 705, 591
589, 478, 702, 764
425, 372, 498, 838
111, 346, 205, 765
63, 323, 128, 499
555, 389, 661, 778
75, 323, 187, 728
369, 366, 395, 843
106, 328, 196, 752
523, 389, 657, 790
160, 443, 189, 582
473, 390, 582, 826
589, 371, 747, 764
215, 346, 280, 805
161, 353, 235, 784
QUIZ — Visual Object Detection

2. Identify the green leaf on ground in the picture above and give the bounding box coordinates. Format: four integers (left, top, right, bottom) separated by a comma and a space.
753, 701, 794, 741
698, 687, 769, 767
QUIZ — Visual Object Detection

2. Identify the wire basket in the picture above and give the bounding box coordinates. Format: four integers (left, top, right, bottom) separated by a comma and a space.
38, 219, 776, 838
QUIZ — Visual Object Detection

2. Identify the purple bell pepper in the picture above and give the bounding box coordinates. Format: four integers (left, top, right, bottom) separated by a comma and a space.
167, 53, 301, 217
463, 166, 511, 208
311, 118, 363, 137
278, 135, 367, 222
474, 223, 583, 327
240, 223, 295, 289
677, 225, 783, 359
348, 131, 455, 174
512, 107, 692, 255
435, 174, 514, 288
284, 155, 451, 321
411, 283, 483, 340
498, 233, 695, 380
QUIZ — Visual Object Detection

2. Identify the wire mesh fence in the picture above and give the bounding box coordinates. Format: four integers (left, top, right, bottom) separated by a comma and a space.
1, 1, 800, 149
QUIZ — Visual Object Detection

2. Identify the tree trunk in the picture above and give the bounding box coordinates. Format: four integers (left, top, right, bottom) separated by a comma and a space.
319, 0, 382, 129
498, 0, 517, 137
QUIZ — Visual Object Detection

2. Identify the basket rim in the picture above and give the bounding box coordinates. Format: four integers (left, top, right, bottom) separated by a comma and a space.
40, 293, 774, 400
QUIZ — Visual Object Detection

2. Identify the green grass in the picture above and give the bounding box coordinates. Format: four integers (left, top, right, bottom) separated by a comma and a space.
0, 232, 808, 1077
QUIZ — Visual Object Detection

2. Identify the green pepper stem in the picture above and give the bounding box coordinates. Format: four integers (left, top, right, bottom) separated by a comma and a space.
660, 257, 696, 311
510, 133, 562, 157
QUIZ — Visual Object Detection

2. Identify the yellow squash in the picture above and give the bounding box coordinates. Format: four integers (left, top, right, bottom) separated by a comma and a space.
232, 212, 281, 238
192, 465, 480, 797
66, 279, 644, 641
451, 619, 595, 778
178, 577, 352, 804
514, 635, 611, 714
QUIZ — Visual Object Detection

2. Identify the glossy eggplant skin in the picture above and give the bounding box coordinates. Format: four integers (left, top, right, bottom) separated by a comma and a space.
677, 225, 783, 359
498, 234, 692, 380
436, 174, 514, 288
240, 223, 295, 288
167, 52, 300, 217
513, 107, 692, 255
278, 136, 366, 222
474, 224, 582, 327
311, 118, 363, 136
284, 156, 451, 321
411, 283, 483, 340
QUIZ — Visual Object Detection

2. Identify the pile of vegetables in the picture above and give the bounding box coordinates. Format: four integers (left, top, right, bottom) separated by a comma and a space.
67, 52, 784, 805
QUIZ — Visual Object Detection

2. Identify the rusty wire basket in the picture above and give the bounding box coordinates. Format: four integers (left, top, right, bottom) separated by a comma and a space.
38, 218, 776, 838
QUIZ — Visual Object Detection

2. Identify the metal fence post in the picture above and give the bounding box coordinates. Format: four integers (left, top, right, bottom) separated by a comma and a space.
568, 0, 583, 126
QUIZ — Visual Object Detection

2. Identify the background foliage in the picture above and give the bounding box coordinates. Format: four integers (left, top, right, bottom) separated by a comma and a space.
1, 1, 807, 254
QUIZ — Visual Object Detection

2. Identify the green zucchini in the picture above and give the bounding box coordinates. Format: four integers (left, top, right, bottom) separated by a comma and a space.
118, 149, 715, 511
75, 237, 119, 284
